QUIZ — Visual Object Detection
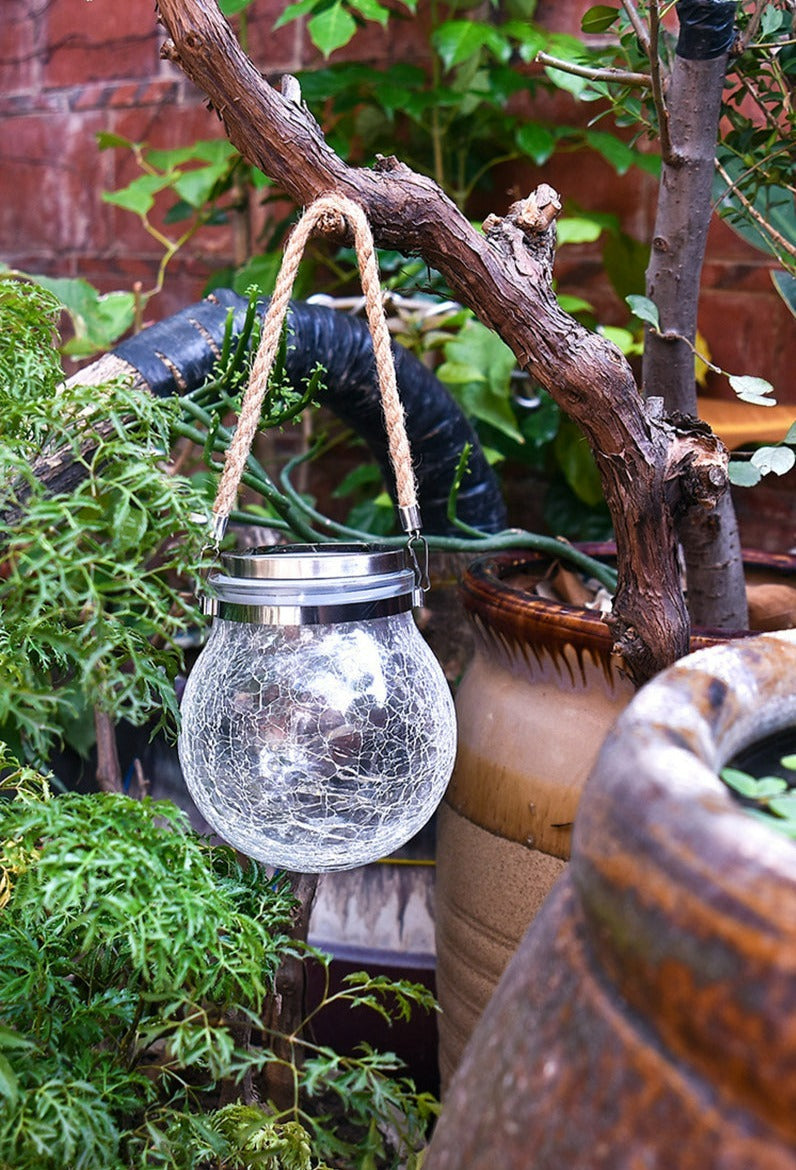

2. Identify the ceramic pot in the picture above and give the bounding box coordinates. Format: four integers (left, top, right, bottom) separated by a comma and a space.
435, 547, 796, 1085
427, 629, 796, 1169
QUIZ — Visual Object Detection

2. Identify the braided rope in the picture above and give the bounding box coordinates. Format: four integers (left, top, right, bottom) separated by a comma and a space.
211, 193, 419, 534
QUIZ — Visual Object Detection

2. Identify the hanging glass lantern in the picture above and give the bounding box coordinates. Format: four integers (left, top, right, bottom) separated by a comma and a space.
178, 543, 456, 872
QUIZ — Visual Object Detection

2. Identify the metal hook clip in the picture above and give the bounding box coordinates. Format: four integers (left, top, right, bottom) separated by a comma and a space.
406, 532, 430, 607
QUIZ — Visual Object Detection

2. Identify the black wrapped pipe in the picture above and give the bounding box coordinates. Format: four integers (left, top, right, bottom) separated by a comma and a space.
114, 289, 507, 535
675, 0, 737, 60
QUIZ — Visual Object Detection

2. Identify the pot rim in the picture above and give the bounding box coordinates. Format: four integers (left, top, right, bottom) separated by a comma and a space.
460, 543, 796, 650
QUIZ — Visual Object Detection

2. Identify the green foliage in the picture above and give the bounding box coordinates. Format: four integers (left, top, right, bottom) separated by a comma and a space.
0, 757, 438, 1169
0, 276, 210, 762
722, 752, 796, 838
728, 419, 796, 487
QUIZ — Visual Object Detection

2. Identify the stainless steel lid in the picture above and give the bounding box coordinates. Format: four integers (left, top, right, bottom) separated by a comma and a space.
207, 543, 416, 625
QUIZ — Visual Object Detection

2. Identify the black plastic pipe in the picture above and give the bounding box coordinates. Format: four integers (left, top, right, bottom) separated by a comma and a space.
114, 290, 507, 536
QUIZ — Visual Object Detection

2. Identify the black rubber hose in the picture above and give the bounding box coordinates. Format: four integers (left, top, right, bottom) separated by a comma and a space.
113, 290, 507, 535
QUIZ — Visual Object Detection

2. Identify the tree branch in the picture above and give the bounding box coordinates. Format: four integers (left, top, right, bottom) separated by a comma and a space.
621, 0, 651, 56
648, 0, 674, 164
535, 52, 651, 88
154, 0, 698, 683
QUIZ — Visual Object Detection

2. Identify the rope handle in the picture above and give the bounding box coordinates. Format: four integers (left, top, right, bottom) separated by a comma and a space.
209, 193, 420, 543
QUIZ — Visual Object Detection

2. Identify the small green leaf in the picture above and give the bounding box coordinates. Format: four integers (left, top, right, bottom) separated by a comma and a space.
785, 422, 796, 446
273, 0, 322, 28
349, 0, 390, 25
771, 270, 796, 319
626, 294, 660, 330
728, 460, 762, 487
586, 130, 637, 175
308, 2, 358, 56
0, 1055, 17, 1107
218, 0, 257, 12
729, 374, 776, 405
515, 122, 556, 165
96, 131, 136, 151
781, 755, 796, 771
581, 5, 619, 32
556, 216, 603, 245
432, 21, 510, 70
751, 446, 795, 476
767, 793, 796, 819
102, 174, 174, 216
721, 766, 763, 797
750, 777, 789, 799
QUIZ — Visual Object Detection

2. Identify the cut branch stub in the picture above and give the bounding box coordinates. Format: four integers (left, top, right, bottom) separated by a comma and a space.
154, 0, 699, 684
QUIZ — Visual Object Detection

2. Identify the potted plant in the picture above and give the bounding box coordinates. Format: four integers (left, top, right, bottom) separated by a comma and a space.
425, 628, 796, 1169
137, 0, 794, 1085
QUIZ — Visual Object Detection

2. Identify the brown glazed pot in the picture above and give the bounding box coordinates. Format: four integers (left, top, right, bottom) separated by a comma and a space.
435, 547, 796, 1086
427, 629, 796, 1169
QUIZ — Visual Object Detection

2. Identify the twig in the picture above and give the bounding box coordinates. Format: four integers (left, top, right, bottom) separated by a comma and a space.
735, 0, 767, 54
648, 0, 674, 164
535, 51, 651, 88
715, 161, 796, 261
621, 0, 651, 56
94, 708, 124, 794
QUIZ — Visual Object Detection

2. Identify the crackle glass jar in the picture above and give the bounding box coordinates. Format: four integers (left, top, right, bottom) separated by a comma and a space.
178, 544, 456, 873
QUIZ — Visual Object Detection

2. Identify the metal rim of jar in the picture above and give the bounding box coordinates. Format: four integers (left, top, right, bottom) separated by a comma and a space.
207, 543, 417, 625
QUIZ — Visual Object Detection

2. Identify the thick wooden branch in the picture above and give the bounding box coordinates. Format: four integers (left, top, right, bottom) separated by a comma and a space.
155, 0, 696, 683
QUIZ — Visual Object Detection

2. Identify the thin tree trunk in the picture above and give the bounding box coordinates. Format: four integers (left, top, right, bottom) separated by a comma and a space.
643, 42, 748, 629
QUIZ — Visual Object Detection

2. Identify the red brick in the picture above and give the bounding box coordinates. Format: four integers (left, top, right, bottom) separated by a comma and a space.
0, 0, 41, 93
44, 0, 160, 87
0, 111, 115, 265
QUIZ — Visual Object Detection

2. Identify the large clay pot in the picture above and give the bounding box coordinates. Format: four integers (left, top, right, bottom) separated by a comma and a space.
427, 628, 796, 1169
435, 547, 796, 1085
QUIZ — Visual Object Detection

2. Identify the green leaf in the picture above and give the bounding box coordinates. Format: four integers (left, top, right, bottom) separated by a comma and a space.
772, 270, 796, 319
218, 0, 257, 12
581, 5, 619, 33
784, 422, 796, 445
557, 293, 593, 314
626, 294, 660, 330
101, 173, 174, 216
0, 1053, 18, 1107
274, 0, 323, 29
436, 360, 486, 385
554, 419, 604, 507
432, 21, 510, 70
308, 2, 358, 56
598, 325, 642, 356
780, 755, 796, 771
173, 162, 231, 209
728, 460, 762, 487
750, 777, 789, 799
95, 131, 136, 152
349, 0, 390, 24
586, 130, 637, 175
721, 766, 763, 797
515, 122, 556, 165
728, 374, 776, 405
768, 794, 796, 819
751, 446, 795, 476
556, 216, 603, 245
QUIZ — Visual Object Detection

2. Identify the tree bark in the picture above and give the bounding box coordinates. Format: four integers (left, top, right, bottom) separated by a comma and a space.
153, 0, 732, 685
643, 48, 748, 629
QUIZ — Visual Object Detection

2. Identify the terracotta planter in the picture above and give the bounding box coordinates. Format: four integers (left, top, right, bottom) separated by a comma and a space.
435, 547, 796, 1085
427, 629, 796, 1169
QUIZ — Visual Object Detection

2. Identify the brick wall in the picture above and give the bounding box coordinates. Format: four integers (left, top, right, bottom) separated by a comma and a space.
1, 0, 793, 400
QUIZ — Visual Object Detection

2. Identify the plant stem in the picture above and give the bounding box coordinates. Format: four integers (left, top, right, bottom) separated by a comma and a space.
648, 0, 674, 164
535, 52, 651, 87
621, 0, 651, 55
642, 28, 748, 629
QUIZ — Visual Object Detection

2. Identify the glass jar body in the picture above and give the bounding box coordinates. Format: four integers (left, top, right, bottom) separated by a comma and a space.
178, 612, 456, 872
